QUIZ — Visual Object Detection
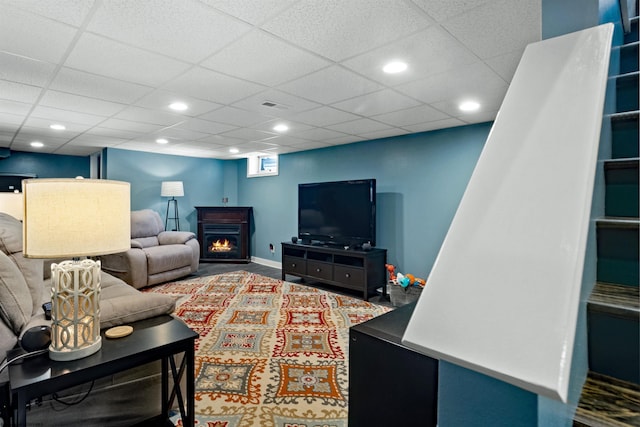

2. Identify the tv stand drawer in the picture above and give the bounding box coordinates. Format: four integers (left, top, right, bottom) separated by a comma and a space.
306, 261, 333, 281
334, 265, 364, 287
283, 256, 306, 276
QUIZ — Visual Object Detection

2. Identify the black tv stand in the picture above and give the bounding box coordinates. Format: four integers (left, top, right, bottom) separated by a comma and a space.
281, 242, 387, 301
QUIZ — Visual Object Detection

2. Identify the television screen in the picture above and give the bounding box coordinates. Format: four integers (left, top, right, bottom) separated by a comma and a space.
298, 179, 376, 247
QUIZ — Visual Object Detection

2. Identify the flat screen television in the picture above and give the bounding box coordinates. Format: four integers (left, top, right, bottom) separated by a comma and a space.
298, 179, 376, 247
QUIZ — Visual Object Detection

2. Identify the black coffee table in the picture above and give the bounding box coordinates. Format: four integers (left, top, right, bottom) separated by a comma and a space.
9, 315, 198, 427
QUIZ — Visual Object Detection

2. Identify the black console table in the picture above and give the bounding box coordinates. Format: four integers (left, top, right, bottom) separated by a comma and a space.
9, 316, 198, 427
349, 302, 438, 426
281, 242, 386, 301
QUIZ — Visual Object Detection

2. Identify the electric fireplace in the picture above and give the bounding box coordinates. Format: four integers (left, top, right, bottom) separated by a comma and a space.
196, 207, 252, 263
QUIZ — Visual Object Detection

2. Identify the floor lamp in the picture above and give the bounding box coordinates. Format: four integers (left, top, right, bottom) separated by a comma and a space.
161, 181, 183, 231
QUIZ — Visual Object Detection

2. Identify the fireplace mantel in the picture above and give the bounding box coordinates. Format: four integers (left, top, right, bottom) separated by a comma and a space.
195, 206, 252, 263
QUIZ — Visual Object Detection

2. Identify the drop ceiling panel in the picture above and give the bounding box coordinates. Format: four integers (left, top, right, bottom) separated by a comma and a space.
202, 30, 331, 86
360, 127, 410, 141
98, 118, 164, 134
290, 106, 360, 127
442, 0, 541, 59
0, 81, 43, 104
262, 0, 433, 61
200, 0, 298, 26
39, 90, 126, 116
175, 118, 237, 135
134, 90, 222, 117
65, 33, 192, 87
0, 100, 32, 116
30, 105, 106, 126
373, 104, 450, 127
163, 67, 266, 105
278, 66, 383, 105
0, 5, 78, 63
332, 89, 422, 116
199, 106, 273, 128
49, 68, 153, 104
0, 52, 57, 87
232, 89, 320, 118
2, 0, 96, 27
88, 0, 252, 63
411, 0, 494, 22
112, 106, 185, 127
327, 118, 392, 135
403, 118, 466, 133
343, 26, 479, 86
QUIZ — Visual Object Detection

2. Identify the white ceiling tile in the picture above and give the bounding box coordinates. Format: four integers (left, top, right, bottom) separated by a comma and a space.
202, 30, 330, 86
199, 106, 272, 127
332, 89, 421, 116
134, 90, 222, 117
49, 67, 153, 104
54, 145, 103, 156
65, 33, 192, 87
163, 67, 266, 105
13, 128, 74, 144
295, 127, 349, 141
263, 0, 433, 61
457, 109, 499, 125
98, 118, 164, 134
112, 106, 185, 127
431, 93, 505, 118
199, 0, 298, 25
402, 118, 466, 133
343, 26, 479, 86
411, 0, 493, 22
232, 89, 320, 118
178, 140, 228, 150
278, 66, 382, 104
85, 126, 143, 140
40, 90, 126, 116
0, 100, 32, 116
88, 0, 252, 63
0, 52, 57, 87
0, 81, 42, 104
485, 50, 524, 83
251, 119, 314, 136
324, 135, 366, 145
0, 114, 21, 132
174, 118, 237, 135
442, 0, 541, 59
280, 140, 332, 151
290, 106, 360, 127
0, 5, 78, 63
19, 119, 86, 135
396, 62, 508, 104
373, 104, 450, 127
197, 134, 246, 146
2, 0, 96, 27
327, 118, 391, 135
30, 105, 106, 126
154, 127, 209, 141
66, 134, 126, 147
359, 128, 410, 140
220, 127, 276, 141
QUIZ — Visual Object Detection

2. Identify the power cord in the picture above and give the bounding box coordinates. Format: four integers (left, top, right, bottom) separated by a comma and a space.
51, 380, 95, 407
0, 349, 48, 374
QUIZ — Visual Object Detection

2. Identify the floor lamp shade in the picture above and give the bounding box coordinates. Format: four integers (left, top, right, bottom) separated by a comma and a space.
22, 178, 131, 361
0, 192, 24, 221
161, 181, 184, 198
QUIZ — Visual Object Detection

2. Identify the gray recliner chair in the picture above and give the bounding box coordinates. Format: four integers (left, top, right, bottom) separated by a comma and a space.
101, 209, 199, 289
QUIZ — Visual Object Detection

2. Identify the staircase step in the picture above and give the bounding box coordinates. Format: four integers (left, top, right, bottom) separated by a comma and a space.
624, 16, 638, 44
574, 372, 640, 427
604, 159, 639, 218
596, 221, 639, 286
596, 217, 640, 228
589, 282, 640, 318
613, 72, 639, 113
618, 42, 638, 74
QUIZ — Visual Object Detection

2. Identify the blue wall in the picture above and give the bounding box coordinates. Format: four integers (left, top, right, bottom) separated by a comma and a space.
102, 148, 225, 233
236, 124, 488, 276
0, 150, 89, 178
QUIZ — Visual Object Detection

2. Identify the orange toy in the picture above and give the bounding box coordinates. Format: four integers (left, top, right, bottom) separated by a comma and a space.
385, 264, 397, 281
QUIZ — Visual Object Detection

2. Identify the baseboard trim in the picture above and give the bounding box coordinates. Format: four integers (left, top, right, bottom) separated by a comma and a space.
251, 256, 281, 269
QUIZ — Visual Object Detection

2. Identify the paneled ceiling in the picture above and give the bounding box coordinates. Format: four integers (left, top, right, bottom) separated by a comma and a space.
0, 0, 541, 159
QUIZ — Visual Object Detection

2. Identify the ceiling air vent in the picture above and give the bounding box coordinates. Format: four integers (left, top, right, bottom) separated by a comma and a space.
261, 101, 278, 107
261, 101, 289, 110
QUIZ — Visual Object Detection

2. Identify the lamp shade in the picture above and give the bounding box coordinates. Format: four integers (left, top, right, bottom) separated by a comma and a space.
161, 181, 184, 197
23, 178, 131, 258
0, 192, 23, 221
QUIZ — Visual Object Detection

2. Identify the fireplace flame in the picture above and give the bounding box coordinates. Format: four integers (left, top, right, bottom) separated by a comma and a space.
210, 238, 233, 252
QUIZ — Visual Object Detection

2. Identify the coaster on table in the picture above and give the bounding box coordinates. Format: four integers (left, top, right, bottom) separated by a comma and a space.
105, 325, 133, 339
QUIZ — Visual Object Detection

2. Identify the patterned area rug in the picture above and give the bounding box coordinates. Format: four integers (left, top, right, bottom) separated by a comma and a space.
143, 271, 391, 427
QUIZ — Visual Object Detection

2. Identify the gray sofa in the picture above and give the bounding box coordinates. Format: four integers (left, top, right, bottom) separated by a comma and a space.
101, 209, 200, 289
0, 212, 178, 426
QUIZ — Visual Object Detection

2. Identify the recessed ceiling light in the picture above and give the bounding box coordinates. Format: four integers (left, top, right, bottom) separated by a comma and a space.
30, 141, 44, 148
229, 148, 239, 154
169, 102, 188, 111
459, 100, 481, 112
49, 123, 66, 130
156, 138, 169, 144
383, 61, 408, 74
273, 124, 289, 132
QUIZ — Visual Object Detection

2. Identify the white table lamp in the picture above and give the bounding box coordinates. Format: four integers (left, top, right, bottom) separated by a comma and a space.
23, 178, 130, 361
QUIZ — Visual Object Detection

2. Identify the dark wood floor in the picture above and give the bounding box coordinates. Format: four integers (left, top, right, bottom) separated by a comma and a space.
192, 261, 392, 306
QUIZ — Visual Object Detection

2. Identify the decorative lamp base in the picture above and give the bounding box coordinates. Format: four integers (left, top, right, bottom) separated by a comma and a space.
49, 337, 101, 361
